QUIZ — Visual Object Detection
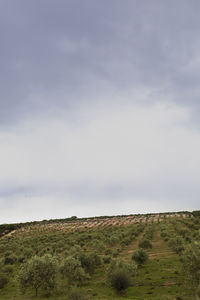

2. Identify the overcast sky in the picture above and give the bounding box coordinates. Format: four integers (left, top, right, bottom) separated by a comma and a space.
1, 0, 200, 223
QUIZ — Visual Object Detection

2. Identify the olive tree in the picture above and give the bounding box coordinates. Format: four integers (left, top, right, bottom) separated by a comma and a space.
107, 259, 137, 294
132, 248, 148, 265
60, 256, 88, 285
18, 254, 58, 296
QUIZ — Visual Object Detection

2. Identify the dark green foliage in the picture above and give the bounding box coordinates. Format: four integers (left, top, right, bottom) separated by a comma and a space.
2, 265, 13, 274
120, 237, 131, 246
192, 210, 200, 217
110, 268, 131, 293
107, 259, 137, 293
103, 255, 111, 264
138, 238, 152, 249
23, 247, 33, 258
132, 249, 148, 265
0, 273, 9, 289
105, 248, 112, 255
113, 248, 120, 257
18, 255, 25, 263
4, 255, 17, 265
79, 252, 101, 275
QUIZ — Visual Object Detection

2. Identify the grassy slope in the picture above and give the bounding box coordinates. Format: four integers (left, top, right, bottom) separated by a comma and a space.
83, 223, 193, 300
0, 216, 196, 299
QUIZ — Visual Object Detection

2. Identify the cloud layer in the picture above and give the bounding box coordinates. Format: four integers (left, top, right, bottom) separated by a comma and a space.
1, 101, 200, 222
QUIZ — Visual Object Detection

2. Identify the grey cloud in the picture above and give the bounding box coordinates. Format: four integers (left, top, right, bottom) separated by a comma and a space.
1, 1, 200, 125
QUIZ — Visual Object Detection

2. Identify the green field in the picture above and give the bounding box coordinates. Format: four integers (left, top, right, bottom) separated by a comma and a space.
0, 212, 199, 299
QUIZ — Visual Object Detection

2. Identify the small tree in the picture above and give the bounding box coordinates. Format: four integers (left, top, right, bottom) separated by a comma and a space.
132, 249, 148, 265
168, 236, 185, 254
79, 252, 101, 275
107, 259, 137, 294
139, 238, 152, 249
60, 256, 88, 285
18, 255, 58, 296
110, 268, 131, 294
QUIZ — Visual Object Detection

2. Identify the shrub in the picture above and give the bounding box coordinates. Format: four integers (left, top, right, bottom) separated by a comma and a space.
4, 251, 12, 257
4, 255, 17, 265
107, 259, 136, 294
18, 256, 25, 263
132, 249, 148, 265
0, 273, 9, 289
121, 237, 131, 246
79, 252, 101, 275
105, 249, 112, 255
139, 238, 152, 249
23, 248, 33, 258
113, 249, 120, 258
103, 255, 111, 264
110, 268, 131, 293
2, 265, 14, 274
168, 236, 185, 254
60, 256, 88, 285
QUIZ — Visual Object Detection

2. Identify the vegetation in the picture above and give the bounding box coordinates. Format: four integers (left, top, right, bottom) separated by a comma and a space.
132, 248, 148, 265
181, 241, 200, 288
0, 211, 198, 299
107, 259, 137, 293
18, 254, 58, 296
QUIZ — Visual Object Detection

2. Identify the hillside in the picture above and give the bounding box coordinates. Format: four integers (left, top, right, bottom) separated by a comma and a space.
0, 211, 199, 299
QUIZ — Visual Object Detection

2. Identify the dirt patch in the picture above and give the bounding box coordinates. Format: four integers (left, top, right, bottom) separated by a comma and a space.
161, 281, 176, 286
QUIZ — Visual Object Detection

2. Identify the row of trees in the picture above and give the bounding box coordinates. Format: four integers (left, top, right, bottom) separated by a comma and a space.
18, 251, 102, 297
17, 246, 150, 297
160, 218, 200, 298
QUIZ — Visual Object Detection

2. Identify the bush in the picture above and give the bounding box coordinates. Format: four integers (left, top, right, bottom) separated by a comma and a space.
79, 252, 101, 275
105, 249, 112, 255
60, 256, 88, 285
23, 247, 33, 258
103, 255, 111, 264
113, 249, 120, 258
107, 259, 136, 294
18, 256, 25, 263
2, 265, 14, 274
0, 273, 9, 289
4, 255, 17, 265
132, 249, 148, 265
121, 237, 131, 246
139, 238, 152, 249
168, 236, 184, 254
110, 268, 131, 293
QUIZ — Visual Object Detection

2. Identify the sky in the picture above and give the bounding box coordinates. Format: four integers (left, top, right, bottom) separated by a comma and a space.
1, 0, 200, 223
